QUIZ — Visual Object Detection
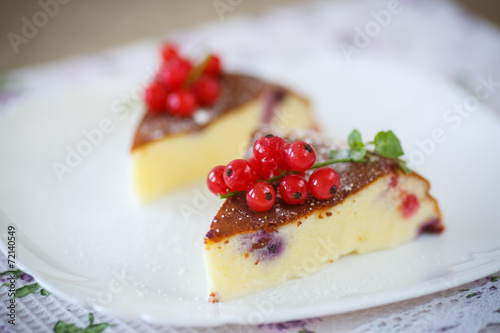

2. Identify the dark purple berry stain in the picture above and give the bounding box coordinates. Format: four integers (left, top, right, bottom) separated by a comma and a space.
262, 88, 285, 124
206, 229, 213, 238
418, 217, 445, 235
240, 229, 285, 261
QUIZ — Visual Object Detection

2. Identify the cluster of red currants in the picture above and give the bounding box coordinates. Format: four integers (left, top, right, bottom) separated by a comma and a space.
207, 135, 341, 212
144, 43, 222, 117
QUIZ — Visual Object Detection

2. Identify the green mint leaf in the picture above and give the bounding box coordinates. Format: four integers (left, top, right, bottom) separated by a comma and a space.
328, 150, 340, 159
466, 292, 478, 298
89, 313, 95, 326
14, 282, 40, 298
374, 130, 404, 159
491, 276, 499, 282
458, 289, 469, 292
41, 289, 50, 296
397, 160, 412, 174
329, 149, 366, 162
349, 148, 367, 161
53, 321, 84, 333
347, 129, 364, 151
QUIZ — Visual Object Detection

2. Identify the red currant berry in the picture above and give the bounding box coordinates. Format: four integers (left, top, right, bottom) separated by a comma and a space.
279, 174, 309, 205
207, 166, 229, 195
285, 141, 316, 172
166, 89, 197, 117
296, 171, 306, 178
169, 56, 193, 74
309, 167, 340, 200
276, 140, 291, 171
253, 135, 288, 171
192, 75, 220, 106
272, 169, 302, 178
248, 157, 272, 180
144, 83, 167, 113
203, 54, 222, 76
246, 182, 276, 212
223, 159, 257, 191
161, 43, 179, 62
158, 57, 193, 86
156, 65, 186, 90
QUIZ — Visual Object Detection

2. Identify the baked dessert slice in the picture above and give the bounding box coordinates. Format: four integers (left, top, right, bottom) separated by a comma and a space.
131, 46, 315, 202
203, 129, 443, 302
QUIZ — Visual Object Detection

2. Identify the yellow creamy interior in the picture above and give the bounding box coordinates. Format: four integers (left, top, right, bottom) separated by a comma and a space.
132, 94, 313, 202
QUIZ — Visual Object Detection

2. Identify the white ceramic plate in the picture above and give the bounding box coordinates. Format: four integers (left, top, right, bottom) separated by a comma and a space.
1, 57, 500, 327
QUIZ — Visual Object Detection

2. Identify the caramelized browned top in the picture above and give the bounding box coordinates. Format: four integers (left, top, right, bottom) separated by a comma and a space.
206, 131, 405, 243
132, 73, 268, 150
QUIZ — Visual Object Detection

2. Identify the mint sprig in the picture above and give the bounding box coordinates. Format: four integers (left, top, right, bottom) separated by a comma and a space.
342, 129, 410, 173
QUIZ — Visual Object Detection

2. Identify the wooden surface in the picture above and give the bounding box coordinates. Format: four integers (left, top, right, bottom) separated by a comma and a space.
0, 0, 499, 72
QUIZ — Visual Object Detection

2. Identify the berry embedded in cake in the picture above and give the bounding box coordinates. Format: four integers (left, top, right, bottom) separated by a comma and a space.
131, 43, 316, 202
203, 128, 443, 302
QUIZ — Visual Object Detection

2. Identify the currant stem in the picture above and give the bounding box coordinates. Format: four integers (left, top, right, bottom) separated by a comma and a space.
184, 55, 212, 87
310, 157, 365, 169
265, 172, 295, 184
219, 190, 241, 199
218, 157, 363, 199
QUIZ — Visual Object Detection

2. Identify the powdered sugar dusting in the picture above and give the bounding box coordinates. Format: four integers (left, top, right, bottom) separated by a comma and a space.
193, 109, 211, 125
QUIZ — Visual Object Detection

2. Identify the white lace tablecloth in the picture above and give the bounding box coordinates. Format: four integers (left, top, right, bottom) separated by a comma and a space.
1, 0, 500, 332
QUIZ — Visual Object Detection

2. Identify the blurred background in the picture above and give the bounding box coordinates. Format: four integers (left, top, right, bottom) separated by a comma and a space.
1, 0, 499, 72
